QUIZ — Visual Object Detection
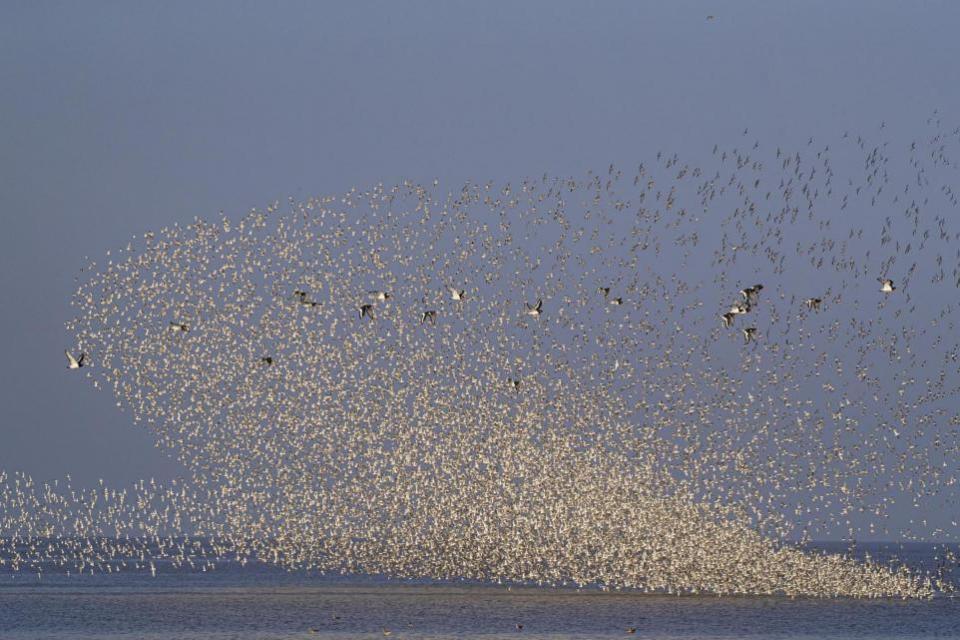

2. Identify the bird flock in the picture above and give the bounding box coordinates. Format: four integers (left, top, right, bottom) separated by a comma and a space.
3, 117, 960, 598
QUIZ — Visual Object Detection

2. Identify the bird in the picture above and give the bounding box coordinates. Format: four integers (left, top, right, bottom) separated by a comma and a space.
421, 310, 437, 325
742, 327, 757, 343
721, 312, 736, 328
525, 299, 543, 317
359, 304, 375, 320
169, 322, 189, 332
598, 286, 611, 298
260, 357, 273, 366
805, 298, 822, 312
880, 279, 896, 293
294, 291, 321, 307
610, 297, 623, 306
740, 284, 763, 304
368, 290, 391, 301
449, 287, 465, 301
65, 350, 85, 369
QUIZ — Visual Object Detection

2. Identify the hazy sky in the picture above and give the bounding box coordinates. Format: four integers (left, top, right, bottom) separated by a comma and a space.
2, 1, 960, 488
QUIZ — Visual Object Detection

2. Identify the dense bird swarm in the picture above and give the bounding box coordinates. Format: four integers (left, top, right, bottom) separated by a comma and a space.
4, 118, 960, 597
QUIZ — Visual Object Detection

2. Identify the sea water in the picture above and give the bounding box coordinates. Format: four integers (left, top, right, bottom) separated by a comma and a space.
1, 543, 958, 639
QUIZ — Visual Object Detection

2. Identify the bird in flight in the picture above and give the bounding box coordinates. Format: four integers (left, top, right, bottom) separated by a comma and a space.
294, 290, 320, 307
65, 350, 85, 369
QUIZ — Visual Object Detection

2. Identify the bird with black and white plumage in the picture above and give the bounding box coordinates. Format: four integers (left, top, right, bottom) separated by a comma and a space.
740, 284, 763, 304
742, 327, 757, 343
805, 297, 822, 312
729, 302, 750, 316
358, 304, 375, 320
65, 350, 85, 369
368, 290, 391, 301
294, 289, 320, 307
169, 321, 189, 332
525, 299, 543, 317
421, 310, 437, 325
880, 278, 896, 293
721, 312, 736, 328
449, 287, 465, 302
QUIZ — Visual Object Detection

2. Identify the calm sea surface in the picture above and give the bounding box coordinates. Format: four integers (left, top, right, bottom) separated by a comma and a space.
1, 543, 958, 639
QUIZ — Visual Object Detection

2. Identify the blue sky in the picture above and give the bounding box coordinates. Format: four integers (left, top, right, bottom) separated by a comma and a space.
1, 0, 959, 495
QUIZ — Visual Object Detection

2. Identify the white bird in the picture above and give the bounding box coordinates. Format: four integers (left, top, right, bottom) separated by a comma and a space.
65, 350, 85, 369
880, 279, 895, 293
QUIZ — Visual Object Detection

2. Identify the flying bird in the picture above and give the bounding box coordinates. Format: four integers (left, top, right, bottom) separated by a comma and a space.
65, 350, 85, 369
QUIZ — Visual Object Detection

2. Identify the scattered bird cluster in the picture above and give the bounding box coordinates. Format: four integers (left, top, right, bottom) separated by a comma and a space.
4, 117, 960, 598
